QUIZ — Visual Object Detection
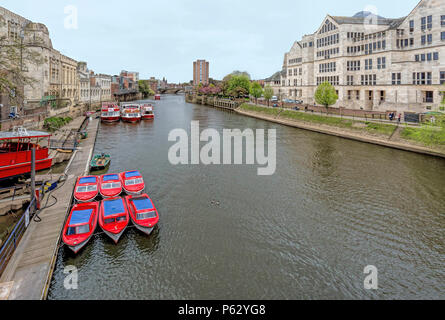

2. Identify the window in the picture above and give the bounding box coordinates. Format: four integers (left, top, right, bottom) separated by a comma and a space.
441, 71, 445, 84
442, 32, 445, 41
392, 73, 401, 85
410, 20, 414, 32
427, 34, 432, 44
377, 57, 386, 69
415, 54, 420, 62
442, 15, 445, 26
427, 15, 432, 29
434, 52, 439, 60
421, 17, 426, 31
421, 35, 426, 45
413, 72, 432, 85
365, 59, 372, 70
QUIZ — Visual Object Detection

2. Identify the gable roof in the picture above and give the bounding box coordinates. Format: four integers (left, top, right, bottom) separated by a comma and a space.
264, 72, 281, 82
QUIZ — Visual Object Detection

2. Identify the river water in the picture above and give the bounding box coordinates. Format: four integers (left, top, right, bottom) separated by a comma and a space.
48, 95, 445, 300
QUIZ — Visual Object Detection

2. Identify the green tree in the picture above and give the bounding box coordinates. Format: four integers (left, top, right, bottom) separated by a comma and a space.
227, 75, 251, 98
250, 82, 263, 104
263, 86, 274, 107
314, 82, 338, 112
138, 80, 155, 98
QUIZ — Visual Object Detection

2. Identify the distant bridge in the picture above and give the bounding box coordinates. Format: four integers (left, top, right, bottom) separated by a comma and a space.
158, 88, 185, 94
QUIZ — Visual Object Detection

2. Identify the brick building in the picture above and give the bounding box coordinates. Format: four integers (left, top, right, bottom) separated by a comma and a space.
193, 59, 210, 86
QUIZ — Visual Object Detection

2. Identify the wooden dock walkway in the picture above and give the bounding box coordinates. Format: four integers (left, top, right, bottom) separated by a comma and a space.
0, 116, 100, 300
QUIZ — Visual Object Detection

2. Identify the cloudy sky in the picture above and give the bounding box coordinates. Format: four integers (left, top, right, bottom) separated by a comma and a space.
1, 0, 419, 82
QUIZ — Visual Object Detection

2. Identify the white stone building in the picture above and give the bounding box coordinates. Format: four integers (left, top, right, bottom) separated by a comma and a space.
281, 0, 445, 113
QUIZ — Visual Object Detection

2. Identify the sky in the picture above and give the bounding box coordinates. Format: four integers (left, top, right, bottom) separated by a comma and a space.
1, 0, 420, 83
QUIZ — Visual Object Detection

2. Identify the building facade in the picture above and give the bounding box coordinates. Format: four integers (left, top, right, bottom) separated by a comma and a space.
193, 59, 210, 86
77, 62, 91, 105
264, 71, 286, 98
281, 0, 445, 113
0, 6, 83, 114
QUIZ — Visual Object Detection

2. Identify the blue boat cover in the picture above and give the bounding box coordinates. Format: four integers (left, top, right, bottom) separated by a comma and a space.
79, 177, 97, 184
103, 199, 125, 217
133, 198, 154, 211
103, 174, 119, 182
125, 171, 141, 178
69, 209, 93, 226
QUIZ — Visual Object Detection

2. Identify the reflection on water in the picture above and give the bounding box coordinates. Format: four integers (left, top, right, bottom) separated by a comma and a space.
48, 95, 445, 300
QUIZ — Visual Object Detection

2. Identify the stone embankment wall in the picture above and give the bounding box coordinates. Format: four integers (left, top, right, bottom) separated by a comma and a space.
185, 94, 241, 110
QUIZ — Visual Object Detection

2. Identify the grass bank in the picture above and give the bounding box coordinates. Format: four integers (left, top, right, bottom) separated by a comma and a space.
401, 126, 445, 147
44, 116, 73, 132
239, 104, 396, 137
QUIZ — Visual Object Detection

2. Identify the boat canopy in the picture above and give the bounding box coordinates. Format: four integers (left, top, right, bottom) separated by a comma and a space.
104, 199, 125, 217
69, 209, 93, 226
125, 171, 141, 178
0, 130, 51, 140
132, 198, 154, 211
103, 174, 119, 182
79, 177, 98, 184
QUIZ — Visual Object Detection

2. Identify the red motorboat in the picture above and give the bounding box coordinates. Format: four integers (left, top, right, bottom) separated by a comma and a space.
100, 102, 120, 123
154, 94, 161, 101
99, 173, 123, 198
62, 202, 99, 254
121, 104, 141, 123
125, 194, 159, 236
0, 128, 52, 180
120, 171, 145, 195
99, 197, 129, 243
141, 104, 154, 120
74, 176, 99, 203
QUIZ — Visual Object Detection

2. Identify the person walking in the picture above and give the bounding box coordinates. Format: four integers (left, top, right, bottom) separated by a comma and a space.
397, 113, 402, 125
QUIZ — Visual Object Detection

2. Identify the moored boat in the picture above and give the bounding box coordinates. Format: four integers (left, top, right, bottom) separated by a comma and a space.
141, 104, 154, 120
62, 202, 99, 254
99, 197, 129, 243
120, 171, 145, 195
90, 153, 111, 171
74, 176, 99, 203
125, 194, 159, 236
100, 173, 123, 198
154, 94, 161, 101
0, 128, 53, 180
121, 104, 141, 123
100, 102, 121, 123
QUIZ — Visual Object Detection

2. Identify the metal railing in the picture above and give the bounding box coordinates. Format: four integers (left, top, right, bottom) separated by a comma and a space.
49, 138, 78, 151
0, 196, 36, 277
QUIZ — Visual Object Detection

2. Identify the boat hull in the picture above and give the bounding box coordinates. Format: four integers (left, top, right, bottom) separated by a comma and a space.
121, 117, 141, 123
74, 195, 98, 203
0, 158, 52, 180
66, 235, 92, 254
101, 228, 126, 244
100, 190, 122, 199
142, 115, 154, 120
101, 117, 120, 123
124, 187, 145, 196
134, 224, 155, 236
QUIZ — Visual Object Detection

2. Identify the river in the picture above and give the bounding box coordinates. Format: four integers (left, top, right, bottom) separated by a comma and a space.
48, 95, 445, 300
